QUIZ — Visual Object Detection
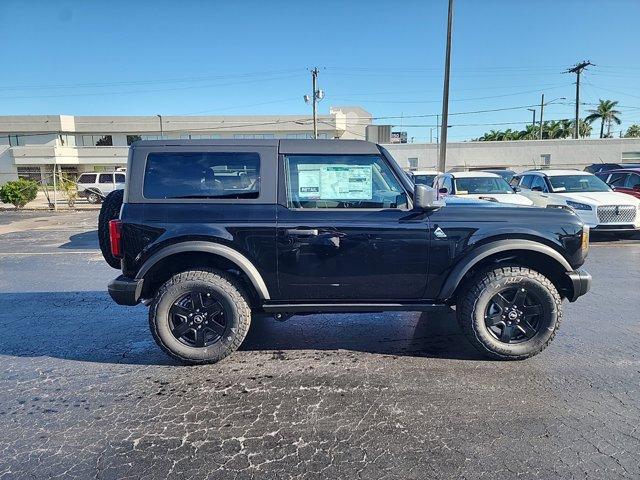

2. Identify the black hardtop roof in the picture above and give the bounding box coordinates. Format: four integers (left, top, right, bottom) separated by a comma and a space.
131, 138, 380, 155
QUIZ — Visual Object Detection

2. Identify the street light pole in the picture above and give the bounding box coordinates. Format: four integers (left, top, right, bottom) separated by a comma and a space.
157, 114, 163, 139
438, 0, 454, 173
539, 94, 545, 140
527, 108, 536, 128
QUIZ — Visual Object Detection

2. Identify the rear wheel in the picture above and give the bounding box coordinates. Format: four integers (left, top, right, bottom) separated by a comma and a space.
457, 266, 562, 360
149, 269, 251, 364
98, 189, 124, 269
87, 191, 102, 204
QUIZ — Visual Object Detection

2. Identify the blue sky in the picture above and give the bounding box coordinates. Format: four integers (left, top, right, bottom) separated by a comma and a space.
1, 0, 639, 141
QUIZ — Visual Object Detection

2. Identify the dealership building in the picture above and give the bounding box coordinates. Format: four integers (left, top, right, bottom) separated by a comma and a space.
0, 106, 372, 183
1, 109, 640, 184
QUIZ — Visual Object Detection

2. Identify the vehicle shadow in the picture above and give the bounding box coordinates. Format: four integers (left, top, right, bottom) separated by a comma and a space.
0, 291, 483, 366
59, 230, 99, 250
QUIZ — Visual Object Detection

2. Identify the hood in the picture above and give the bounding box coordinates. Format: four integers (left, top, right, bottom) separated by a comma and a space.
556, 191, 640, 206
463, 193, 534, 206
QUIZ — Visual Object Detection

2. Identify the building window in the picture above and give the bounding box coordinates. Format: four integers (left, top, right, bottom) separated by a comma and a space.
81, 134, 113, 146
408, 158, 418, 169
127, 135, 142, 146
17, 166, 42, 182
233, 134, 275, 140
180, 133, 222, 139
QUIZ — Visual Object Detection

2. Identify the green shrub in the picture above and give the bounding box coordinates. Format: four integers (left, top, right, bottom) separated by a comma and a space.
0, 178, 39, 208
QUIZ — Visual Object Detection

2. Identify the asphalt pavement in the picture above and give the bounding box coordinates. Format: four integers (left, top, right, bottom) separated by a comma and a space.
0, 210, 638, 479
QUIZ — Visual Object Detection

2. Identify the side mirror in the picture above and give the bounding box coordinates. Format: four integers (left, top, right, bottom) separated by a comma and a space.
531, 186, 543, 192
512, 186, 521, 193
633, 184, 640, 192
438, 187, 448, 195
415, 184, 444, 210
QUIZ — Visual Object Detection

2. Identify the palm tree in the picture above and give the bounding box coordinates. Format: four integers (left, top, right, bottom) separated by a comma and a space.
624, 124, 640, 138
585, 100, 622, 138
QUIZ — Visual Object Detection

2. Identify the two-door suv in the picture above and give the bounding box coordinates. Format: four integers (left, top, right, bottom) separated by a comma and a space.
107, 139, 591, 364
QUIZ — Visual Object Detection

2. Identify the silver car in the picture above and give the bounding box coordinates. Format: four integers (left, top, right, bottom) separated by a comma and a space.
76, 172, 126, 204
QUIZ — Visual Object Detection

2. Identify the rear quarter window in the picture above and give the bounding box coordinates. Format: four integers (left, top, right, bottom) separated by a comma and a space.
143, 152, 260, 199
78, 173, 96, 183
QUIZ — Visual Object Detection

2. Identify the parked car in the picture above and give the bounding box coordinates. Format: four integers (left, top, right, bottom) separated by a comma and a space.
584, 163, 640, 174
433, 171, 534, 206
481, 168, 516, 183
408, 169, 440, 186
512, 169, 640, 235
76, 171, 126, 204
595, 167, 640, 200
106, 139, 591, 364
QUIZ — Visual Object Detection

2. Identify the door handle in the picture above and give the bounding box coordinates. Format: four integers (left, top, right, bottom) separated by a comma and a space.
286, 228, 319, 236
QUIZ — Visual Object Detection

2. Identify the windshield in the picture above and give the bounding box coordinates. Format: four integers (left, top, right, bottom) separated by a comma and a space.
548, 175, 611, 193
413, 174, 436, 186
455, 177, 514, 194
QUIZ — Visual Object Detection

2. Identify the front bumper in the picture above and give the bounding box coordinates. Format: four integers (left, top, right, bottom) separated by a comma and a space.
566, 269, 592, 302
108, 275, 143, 306
591, 225, 639, 233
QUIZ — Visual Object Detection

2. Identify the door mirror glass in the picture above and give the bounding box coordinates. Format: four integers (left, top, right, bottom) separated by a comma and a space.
438, 187, 448, 194
633, 184, 640, 191
531, 186, 543, 192
415, 185, 443, 210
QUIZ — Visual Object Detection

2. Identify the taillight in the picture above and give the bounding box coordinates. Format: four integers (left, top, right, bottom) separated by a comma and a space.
109, 219, 123, 258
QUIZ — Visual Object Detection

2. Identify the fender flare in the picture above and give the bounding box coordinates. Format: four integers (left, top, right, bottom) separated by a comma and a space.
136, 241, 271, 300
438, 239, 572, 301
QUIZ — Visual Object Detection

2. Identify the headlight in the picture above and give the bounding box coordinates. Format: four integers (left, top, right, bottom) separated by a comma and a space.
566, 201, 593, 211
581, 225, 590, 255
546, 204, 574, 211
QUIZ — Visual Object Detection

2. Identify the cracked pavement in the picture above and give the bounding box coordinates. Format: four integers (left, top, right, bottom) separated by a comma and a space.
0, 211, 639, 479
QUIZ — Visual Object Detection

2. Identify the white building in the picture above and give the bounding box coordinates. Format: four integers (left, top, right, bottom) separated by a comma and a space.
0, 106, 372, 183
384, 137, 640, 173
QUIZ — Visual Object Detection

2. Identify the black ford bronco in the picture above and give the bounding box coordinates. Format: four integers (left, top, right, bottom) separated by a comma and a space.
106, 139, 591, 364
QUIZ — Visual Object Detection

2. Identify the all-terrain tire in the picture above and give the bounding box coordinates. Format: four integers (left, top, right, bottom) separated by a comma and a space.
149, 269, 252, 365
98, 189, 124, 269
457, 266, 562, 360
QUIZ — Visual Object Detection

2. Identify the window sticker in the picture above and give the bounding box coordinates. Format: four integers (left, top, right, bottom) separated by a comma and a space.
297, 164, 373, 200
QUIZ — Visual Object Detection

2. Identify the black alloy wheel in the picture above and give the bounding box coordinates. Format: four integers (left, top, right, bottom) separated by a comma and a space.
169, 291, 227, 348
484, 286, 543, 344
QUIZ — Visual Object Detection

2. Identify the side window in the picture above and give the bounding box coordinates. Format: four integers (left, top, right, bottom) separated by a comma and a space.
144, 152, 260, 199
115, 174, 126, 183
520, 175, 534, 189
625, 173, 640, 189
78, 173, 96, 184
284, 154, 407, 209
607, 172, 627, 187
99, 173, 113, 184
530, 175, 547, 192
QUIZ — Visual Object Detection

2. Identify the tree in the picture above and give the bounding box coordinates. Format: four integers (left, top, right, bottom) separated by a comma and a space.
624, 124, 640, 138
585, 99, 621, 138
0, 178, 39, 209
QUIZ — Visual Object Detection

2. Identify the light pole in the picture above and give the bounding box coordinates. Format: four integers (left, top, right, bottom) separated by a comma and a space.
527, 108, 536, 127
438, 0, 454, 172
157, 114, 163, 139
538, 96, 566, 139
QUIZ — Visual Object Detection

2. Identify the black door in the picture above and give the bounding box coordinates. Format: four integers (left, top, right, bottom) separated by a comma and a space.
276, 153, 430, 301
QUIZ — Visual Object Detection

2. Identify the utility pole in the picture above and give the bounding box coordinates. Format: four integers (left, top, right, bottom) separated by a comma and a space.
304, 68, 323, 139
565, 60, 594, 139
527, 108, 536, 128
438, 0, 454, 172
539, 94, 545, 140
311, 68, 318, 139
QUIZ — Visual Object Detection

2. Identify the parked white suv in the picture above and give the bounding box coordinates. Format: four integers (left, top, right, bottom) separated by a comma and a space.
434, 171, 534, 206
76, 172, 126, 204
512, 169, 640, 235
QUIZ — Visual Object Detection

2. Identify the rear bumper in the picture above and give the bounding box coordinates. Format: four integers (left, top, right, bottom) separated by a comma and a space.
108, 275, 143, 306
566, 269, 592, 302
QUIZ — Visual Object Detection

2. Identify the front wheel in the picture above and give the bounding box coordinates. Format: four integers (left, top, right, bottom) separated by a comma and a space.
457, 266, 562, 360
149, 269, 252, 364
